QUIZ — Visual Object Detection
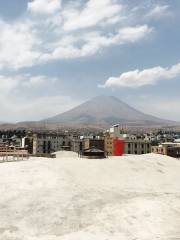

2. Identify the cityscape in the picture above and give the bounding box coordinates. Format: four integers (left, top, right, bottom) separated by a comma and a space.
1, 123, 180, 160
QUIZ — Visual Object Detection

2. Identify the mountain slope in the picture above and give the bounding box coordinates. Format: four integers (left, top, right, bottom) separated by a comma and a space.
44, 95, 174, 127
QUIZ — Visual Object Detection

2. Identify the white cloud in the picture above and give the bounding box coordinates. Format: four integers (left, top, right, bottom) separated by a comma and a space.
63, 0, 123, 31
0, 75, 20, 94
22, 75, 57, 88
0, 0, 155, 70
100, 62, 180, 88
145, 5, 172, 20
0, 74, 57, 95
117, 25, 152, 43
40, 25, 152, 61
0, 20, 41, 69
28, 0, 61, 15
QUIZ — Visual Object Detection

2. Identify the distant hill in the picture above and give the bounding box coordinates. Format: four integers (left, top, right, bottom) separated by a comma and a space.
43, 95, 175, 127
0, 95, 177, 131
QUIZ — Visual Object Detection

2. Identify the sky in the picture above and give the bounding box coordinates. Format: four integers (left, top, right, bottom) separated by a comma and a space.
0, 0, 180, 122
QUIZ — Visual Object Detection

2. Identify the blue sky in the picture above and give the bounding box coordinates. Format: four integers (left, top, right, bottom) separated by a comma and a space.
0, 0, 179, 122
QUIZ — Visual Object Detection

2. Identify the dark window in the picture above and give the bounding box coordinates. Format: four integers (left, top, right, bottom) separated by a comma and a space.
43, 141, 46, 153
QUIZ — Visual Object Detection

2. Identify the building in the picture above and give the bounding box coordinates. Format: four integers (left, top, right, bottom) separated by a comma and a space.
81, 147, 105, 159
84, 138, 105, 151
22, 137, 34, 154
152, 142, 180, 158
0, 130, 26, 147
104, 133, 114, 156
114, 138, 124, 156
32, 133, 72, 155
124, 140, 151, 155
71, 139, 84, 153
152, 145, 167, 155
109, 124, 127, 138
105, 125, 151, 156
104, 133, 124, 156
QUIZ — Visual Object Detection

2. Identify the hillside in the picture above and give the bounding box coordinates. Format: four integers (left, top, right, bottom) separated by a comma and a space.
0, 95, 177, 130
44, 95, 174, 127
0, 153, 180, 239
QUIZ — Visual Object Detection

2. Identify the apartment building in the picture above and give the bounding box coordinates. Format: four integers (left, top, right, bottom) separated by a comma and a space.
105, 125, 151, 155
71, 138, 84, 153
152, 142, 180, 158
104, 133, 114, 156
104, 133, 124, 156
32, 133, 72, 155
124, 140, 151, 155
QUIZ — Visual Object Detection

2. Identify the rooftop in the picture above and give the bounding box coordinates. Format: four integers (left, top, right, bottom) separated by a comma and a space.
0, 152, 180, 239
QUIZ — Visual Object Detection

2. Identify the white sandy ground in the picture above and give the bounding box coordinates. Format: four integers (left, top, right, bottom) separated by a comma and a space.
0, 152, 180, 240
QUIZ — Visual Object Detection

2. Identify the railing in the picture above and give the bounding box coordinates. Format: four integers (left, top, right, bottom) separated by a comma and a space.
0, 147, 29, 163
